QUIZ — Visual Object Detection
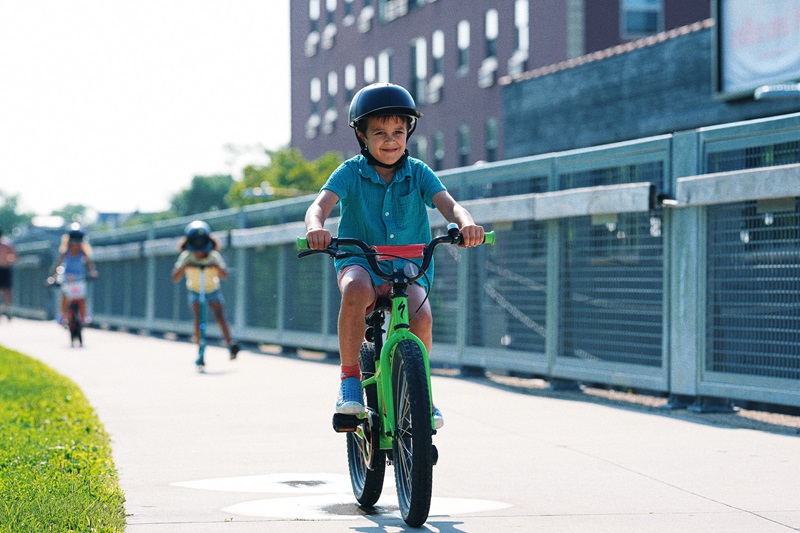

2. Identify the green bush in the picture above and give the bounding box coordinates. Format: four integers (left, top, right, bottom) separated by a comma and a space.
0, 346, 125, 533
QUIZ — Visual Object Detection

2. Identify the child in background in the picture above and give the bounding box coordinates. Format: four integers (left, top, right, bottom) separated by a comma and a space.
50, 223, 98, 325
172, 220, 240, 360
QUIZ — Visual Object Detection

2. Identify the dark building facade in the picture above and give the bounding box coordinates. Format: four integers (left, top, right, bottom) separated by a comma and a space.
501, 19, 800, 159
290, 0, 709, 170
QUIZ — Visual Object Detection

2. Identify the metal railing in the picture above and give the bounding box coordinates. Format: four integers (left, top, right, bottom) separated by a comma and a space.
10, 112, 800, 410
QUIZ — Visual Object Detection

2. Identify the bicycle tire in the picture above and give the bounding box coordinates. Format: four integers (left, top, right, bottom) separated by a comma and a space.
68, 303, 82, 347
346, 341, 386, 506
391, 339, 433, 527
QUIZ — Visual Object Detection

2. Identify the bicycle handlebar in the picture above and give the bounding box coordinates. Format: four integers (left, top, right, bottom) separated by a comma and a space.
297, 223, 495, 283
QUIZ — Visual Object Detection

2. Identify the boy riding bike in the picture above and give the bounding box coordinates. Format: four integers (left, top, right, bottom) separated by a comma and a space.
304, 83, 484, 425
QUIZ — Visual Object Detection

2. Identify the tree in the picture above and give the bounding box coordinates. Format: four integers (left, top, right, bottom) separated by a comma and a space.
170, 174, 235, 217
227, 147, 342, 207
0, 191, 33, 234
52, 204, 89, 225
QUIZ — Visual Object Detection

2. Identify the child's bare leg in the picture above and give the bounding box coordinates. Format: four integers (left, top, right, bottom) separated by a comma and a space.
209, 301, 232, 344
337, 267, 375, 368
191, 302, 200, 344
407, 284, 432, 353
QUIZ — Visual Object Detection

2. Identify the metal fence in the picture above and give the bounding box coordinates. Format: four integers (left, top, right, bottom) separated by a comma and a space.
10, 112, 800, 411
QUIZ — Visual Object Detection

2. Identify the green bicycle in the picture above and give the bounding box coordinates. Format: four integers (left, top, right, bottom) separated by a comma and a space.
298, 223, 494, 527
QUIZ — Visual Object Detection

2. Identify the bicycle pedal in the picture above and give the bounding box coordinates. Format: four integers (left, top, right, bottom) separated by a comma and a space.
332, 413, 360, 433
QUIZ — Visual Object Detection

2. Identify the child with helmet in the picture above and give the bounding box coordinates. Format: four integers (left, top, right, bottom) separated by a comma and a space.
172, 220, 240, 360
49, 223, 99, 325
304, 83, 485, 425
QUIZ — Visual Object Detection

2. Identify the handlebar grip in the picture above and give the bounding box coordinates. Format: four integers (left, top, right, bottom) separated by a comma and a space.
297, 237, 309, 250
483, 231, 496, 246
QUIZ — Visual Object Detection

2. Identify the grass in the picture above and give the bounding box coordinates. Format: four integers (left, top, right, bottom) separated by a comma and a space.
0, 346, 126, 533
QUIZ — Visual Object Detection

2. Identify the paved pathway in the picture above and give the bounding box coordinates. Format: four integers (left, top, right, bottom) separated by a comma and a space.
2, 318, 800, 532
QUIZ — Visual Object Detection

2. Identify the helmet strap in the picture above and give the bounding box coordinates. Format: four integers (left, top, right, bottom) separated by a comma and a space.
361, 147, 409, 169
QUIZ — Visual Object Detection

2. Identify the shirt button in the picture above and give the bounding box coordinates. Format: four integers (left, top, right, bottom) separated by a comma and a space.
385, 212, 390, 217
390, 234, 395, 239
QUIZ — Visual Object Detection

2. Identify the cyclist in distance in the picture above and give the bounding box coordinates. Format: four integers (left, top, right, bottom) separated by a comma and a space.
50, 223, 98, 325
304, 83, 484, 425
0, 226, 20, 320
172, 220, 240, 360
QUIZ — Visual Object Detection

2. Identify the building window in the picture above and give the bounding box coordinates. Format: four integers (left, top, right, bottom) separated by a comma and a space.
410, 37, 427, 105
306, 78, 322, 139
364, 56, 376, 83
358, 0, 375, 32
306, 0, 321, 56
508, 0, 529, 76
323, 72, 338, 134
478, 9, 499, 88
458, 125, 470, 167
379, 0, 408, 23
343, 0, 355, 25
309, 0, 320, 31
621, 0, 662, 39
378, 49, 393, 82
344, 64, 357, 105
457, 20, 470, 76
566, 0, 585, 58
428, 30, 445, 103
433, 131, 445, 171
485, 117, 498, 162
321, 0, 338, 49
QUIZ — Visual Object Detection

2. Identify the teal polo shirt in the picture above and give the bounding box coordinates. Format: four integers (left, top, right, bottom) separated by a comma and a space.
322, 154, 446, 291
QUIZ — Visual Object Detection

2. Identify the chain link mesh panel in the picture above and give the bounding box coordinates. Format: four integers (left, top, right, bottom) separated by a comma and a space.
706, 200, 800, 378
705, 141, 800, 380
245, 247, 280, 329
558, 163, 665, 367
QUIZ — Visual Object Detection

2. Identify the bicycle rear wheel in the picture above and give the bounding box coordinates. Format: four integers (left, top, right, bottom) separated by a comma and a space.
391, 339, 433, 527
68, 303, 82, 347
346, 342, 386, 506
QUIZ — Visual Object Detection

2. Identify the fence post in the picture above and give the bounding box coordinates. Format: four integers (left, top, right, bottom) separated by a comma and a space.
666, 130, 702, 407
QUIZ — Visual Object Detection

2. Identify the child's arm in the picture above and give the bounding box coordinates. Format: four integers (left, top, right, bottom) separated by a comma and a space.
171, 252, 190, 282
211, 252, 228, 280
432, 190, 485, 247
305, 190, 339, 249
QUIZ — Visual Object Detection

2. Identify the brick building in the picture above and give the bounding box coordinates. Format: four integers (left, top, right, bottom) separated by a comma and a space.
290, 0, 709, 170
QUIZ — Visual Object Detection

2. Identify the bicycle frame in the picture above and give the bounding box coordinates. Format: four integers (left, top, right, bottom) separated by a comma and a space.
363, 284, 435, 447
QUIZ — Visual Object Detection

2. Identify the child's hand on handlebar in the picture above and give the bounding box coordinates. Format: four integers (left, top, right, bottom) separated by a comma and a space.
459, 224, 485, 247
306, 228, 332, 250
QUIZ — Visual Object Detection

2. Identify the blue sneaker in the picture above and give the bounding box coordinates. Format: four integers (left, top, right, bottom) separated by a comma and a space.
336, 377, 365, 415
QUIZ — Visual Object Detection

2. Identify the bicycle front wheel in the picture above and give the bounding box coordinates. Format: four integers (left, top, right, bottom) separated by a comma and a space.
346, 342, 386, 506
391, 339, 433, 527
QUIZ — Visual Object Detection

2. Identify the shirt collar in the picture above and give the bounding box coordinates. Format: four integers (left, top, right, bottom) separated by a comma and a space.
357, 154, 411, 184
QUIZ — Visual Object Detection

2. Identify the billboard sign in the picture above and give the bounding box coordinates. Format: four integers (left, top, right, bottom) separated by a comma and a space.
715, 0, 800, 98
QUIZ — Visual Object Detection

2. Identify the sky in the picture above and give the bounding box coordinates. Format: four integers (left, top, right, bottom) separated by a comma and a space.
0, 0, 291, 216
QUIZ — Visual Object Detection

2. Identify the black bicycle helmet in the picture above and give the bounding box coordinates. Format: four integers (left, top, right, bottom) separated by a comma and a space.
349, 83, 421, 135
184, 220, 213, 252
67, 223, 85, 243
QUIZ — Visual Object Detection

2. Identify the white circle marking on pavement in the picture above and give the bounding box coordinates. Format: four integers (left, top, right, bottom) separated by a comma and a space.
222, 493, 512, 521
173, 473, 511, 520
172, 472, 352, 494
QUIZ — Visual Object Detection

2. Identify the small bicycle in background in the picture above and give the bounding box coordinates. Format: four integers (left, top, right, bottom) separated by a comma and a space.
47, 267, 96, 347
298, 223, 494, 527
